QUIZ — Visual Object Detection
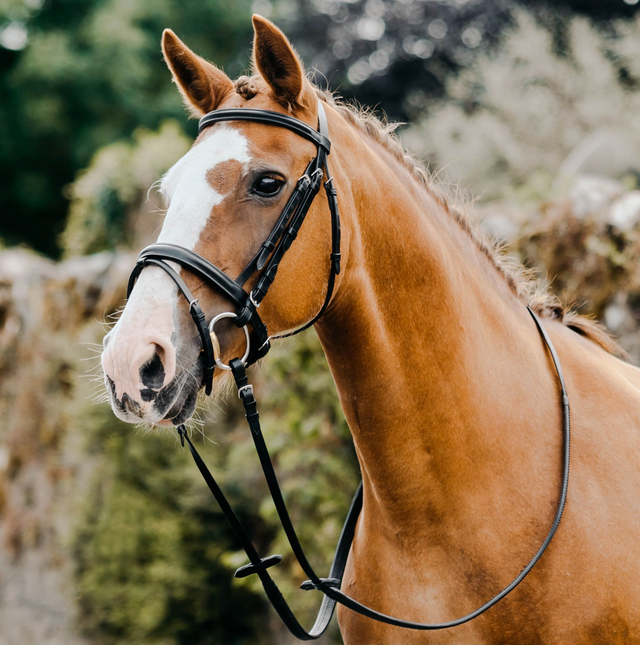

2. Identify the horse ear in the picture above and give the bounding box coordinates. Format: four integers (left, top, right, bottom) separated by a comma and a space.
251, 15, 313, 110
162, 29, 234, 116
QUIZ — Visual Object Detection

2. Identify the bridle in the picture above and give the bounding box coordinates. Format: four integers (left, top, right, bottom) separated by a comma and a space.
127, 102, 341, 395
126, 100, 570, 639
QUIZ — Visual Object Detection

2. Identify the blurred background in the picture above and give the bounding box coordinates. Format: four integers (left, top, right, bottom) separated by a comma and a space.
2, 0, 640, 643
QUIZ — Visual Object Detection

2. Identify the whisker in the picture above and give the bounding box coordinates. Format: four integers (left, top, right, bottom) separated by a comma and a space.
146, 178, 164, 204
79, 355, 102, 362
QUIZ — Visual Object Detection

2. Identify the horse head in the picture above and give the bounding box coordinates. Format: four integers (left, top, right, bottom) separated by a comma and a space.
101, 17, 344, 427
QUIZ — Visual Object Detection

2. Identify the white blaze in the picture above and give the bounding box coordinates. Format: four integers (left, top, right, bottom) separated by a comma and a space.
102, 125, 251, 403
159, 125, 250, 249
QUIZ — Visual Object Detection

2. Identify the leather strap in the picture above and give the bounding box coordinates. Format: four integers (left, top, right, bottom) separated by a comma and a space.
198, 108, 331, 153
127, 256, 215, 395
178, 307, 570, 636
137, 243, 250, 304
268, 105, 341, 341
235, 163, 315, 287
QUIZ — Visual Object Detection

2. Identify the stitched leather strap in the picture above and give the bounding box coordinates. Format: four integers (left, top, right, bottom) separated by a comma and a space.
235, 164, 315, 287
137, 243, 249, 303
268, 105, 341, 341
198, 108, 331, 153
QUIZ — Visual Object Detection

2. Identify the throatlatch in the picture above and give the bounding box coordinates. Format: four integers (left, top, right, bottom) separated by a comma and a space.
127, 101, 570, 639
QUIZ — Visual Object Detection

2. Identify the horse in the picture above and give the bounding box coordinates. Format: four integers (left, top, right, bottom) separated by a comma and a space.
101, 15, 640, 644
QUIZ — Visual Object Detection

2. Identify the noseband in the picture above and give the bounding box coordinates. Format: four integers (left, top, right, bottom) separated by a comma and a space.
127, 101, 340, 395
125, 101, 570, 639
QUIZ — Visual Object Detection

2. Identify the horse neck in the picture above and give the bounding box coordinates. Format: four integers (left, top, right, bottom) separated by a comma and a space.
315, 121, 559, 535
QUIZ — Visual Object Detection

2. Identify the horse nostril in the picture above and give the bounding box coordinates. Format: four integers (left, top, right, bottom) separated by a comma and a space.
140, 350, 166, 390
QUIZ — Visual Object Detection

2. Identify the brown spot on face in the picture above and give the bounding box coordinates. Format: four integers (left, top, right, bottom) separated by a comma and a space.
206, 159, 244, 196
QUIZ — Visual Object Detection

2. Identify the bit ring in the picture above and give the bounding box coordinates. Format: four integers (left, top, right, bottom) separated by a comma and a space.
208, 312, 251, 370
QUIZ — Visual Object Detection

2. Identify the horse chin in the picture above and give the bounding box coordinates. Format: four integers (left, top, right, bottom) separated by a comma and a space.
160, 382, 200, 426
148, 366, 202, 426
105, 362, 203, 427
158, 365, 233, 426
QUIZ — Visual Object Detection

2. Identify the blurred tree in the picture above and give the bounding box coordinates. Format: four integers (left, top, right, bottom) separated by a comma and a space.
277, 0, 512, 122
0, 0, 253, 256
4, 0, 640, 255
275, 0, 640, 124
407, 11, 640, 201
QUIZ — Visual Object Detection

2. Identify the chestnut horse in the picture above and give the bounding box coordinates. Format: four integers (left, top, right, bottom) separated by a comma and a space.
101, 16, 640, 644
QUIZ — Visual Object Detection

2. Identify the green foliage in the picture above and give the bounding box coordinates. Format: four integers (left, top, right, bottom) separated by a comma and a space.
0, 0, 253, 255
71, 329, 357, 644
61, 120, 189, 256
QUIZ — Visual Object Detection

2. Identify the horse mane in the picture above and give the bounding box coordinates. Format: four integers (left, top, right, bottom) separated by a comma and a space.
234, 77, 624, 359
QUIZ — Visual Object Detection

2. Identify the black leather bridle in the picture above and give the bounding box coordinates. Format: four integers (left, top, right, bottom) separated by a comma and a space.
127, 102, 340, 395
126, 100, 570, 639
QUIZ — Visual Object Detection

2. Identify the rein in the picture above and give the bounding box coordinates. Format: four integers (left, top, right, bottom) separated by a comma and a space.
127, 101, 570, 639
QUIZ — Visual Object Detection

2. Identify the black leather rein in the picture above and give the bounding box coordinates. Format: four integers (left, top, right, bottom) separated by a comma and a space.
126, 100, 570, 639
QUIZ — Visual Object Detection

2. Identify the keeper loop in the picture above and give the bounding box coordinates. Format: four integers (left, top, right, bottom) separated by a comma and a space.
300, 577, 341, 592
234, 554, 283, 579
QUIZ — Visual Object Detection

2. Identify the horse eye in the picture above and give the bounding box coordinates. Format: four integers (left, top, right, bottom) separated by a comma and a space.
253, 175, 283, 197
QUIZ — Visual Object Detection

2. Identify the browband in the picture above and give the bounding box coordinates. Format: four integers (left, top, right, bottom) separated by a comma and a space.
198, 108, 331, 153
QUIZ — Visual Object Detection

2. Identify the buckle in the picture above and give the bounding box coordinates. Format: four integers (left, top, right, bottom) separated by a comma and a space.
249, 292, 260, 309
297, 173, 311, 187
237, 384, 253, 399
